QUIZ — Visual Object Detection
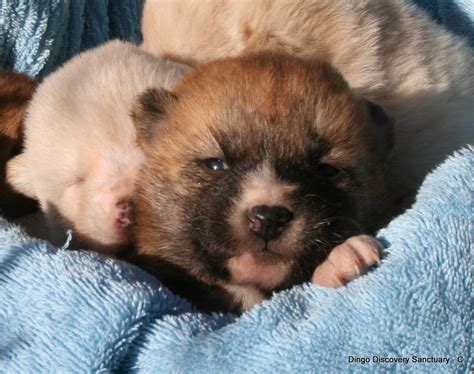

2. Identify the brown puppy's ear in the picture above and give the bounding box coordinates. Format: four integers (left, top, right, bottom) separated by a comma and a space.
6, 154, 37, 199
131, 88, 177, 146
366, 100, 394, 160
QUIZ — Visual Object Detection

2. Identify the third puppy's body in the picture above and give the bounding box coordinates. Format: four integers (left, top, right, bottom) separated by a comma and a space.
0, 71, 37, 219
142, 0, 474, 207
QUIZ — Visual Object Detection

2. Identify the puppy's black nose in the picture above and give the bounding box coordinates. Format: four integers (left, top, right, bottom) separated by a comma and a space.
247, 205, 294, 241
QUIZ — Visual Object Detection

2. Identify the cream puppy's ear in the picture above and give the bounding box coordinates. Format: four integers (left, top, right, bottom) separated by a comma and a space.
131, 88, 177, 147
6, 154, 37, 199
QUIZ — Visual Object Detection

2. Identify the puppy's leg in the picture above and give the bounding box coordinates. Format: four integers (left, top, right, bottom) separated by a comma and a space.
311, 235, 381, 287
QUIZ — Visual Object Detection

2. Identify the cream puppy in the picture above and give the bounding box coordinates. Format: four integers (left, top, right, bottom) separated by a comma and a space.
7, 40, 190, 253
141, 0, 474, 208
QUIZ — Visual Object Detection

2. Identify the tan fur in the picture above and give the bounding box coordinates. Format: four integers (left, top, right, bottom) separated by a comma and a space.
0, 71, 38, 219
141, 0, 474, 207
7, 41, 190, 252
227, 252, 293, 290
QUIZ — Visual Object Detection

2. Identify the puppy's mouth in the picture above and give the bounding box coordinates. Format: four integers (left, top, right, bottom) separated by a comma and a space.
230, 230, 294, 262
254, 240, 285, 257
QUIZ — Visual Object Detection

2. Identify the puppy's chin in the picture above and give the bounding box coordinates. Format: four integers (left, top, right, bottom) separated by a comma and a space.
227, 251, 294, 290
71, 231, 133, 256
223, 222, 299, 290
74, 225, 133, 253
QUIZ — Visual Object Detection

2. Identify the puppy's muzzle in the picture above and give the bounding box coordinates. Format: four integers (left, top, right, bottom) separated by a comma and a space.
247, 205, 294, 241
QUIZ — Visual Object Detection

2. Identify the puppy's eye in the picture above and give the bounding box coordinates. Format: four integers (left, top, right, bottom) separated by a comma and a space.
203, 158, 229, 171
315, 164, 340, 178
66, 176, 85, 187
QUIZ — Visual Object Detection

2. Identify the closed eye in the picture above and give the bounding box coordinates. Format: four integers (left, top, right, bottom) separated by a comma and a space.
65, 176, 85, 187
315, 164, 341, 178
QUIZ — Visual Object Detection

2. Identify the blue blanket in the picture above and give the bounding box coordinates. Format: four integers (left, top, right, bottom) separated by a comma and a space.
1, 147, 472, 373
0, 0, 144, 77
413, 0, 474, 46
0, 1, 473, 373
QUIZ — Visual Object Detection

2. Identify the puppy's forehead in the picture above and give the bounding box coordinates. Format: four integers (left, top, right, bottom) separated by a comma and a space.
171, 54, 365, 155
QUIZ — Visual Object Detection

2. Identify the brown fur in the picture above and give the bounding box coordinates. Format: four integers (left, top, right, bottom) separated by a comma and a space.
141, 0, 474, 209
129, 53, 393, 313
0, 71, 37, 219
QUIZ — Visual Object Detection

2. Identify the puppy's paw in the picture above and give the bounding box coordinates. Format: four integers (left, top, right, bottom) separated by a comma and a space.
311, 235, 381, 287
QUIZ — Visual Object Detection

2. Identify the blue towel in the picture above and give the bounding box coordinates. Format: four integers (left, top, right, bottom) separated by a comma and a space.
413, 0, 474, 46
0, 0, 144, 77
0, 147, 472, 373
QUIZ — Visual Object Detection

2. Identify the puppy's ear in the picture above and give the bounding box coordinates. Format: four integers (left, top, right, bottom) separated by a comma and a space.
6, 154, 37, 198
131, 88, 177, 146
366, 101, 394, 160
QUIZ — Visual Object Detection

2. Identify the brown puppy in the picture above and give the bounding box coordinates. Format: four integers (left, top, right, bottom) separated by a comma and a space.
0, 71, 37, 219
130, 54, 393, 313
141, 0, 474, 210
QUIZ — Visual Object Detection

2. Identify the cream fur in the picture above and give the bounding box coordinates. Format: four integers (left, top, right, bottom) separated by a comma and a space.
7, 40, 190, 251
141, 0, 474, 206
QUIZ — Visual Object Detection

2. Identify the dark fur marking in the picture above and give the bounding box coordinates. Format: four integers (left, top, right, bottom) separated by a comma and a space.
131, 88, 177, 144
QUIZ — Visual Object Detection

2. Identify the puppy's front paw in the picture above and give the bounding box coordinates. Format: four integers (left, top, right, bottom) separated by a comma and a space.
311, 235, 381, 287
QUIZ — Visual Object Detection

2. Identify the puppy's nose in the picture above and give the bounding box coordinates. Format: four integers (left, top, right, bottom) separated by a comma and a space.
247, 205, 294, 241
